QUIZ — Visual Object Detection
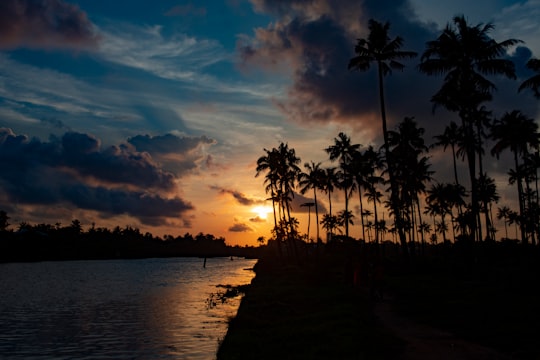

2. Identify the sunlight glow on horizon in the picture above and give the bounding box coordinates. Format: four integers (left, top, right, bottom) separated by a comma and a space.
251, 205, 273, 220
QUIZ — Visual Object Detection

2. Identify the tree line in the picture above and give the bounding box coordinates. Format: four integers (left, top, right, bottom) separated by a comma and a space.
0, 210, 260, 262
256, 16, 540, 257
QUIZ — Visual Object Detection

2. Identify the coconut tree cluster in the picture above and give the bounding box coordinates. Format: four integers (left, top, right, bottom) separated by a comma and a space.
255, 16, 540, 255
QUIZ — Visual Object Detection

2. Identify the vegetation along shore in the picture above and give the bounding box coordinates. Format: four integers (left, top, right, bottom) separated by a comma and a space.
218, 241, 540, 359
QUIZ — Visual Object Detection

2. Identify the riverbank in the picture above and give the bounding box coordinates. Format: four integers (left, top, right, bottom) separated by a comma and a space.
218, 244, 540, 359
217, 253, 403, 360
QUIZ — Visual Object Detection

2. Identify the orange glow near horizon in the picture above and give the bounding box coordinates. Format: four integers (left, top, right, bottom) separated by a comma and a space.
251, 205, 273, 220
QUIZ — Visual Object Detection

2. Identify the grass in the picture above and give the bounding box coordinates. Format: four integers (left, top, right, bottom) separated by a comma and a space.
385, 245, 540, 359
216, 253, 403, 360
217, 242, 540, 359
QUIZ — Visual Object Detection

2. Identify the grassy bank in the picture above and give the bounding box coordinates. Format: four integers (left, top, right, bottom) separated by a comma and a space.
386, 244, 540, 359
217, 253, 403, 360
218, 242, 540, 359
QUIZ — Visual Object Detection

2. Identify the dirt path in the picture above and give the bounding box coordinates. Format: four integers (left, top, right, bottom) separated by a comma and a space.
374, 297, 512, 360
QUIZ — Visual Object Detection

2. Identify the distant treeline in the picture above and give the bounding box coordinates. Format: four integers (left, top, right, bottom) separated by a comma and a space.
0, 211, 261, 263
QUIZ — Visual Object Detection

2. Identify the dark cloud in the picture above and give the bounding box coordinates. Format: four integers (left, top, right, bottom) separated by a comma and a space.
210, 185, 263, 206
241, 0, 432, 135
241, 0, 536, 144
41, 117, 70, 130
61, 132, 177, 191
128, 133, 216, 156
0, 128, 194, 225
228, 223, 253, 232
128, 133, 217, 176
290, 192, 327, 214
63, 185, 193, 226
0, 0, 99, 50
250, 216, 266, 223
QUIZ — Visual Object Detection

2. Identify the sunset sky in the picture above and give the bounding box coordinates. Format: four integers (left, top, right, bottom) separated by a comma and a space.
1, 0, 539, 246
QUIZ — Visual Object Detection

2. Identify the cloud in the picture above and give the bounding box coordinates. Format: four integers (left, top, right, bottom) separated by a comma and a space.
165, 4, 207, 17
228, 222, 253, 232
210, 185, 263, 206
290, 192, 327, 214
241, 0, 538, 167
250, 216, 266, 223
496, 0, 540, 56
128, 133, 216, 156
97, 22, 228, 82
0, 0, 99, 50
128, 133, 218, 176
40, 117, 70, 130
239, 0, 436, 137
0, 128, 194, 225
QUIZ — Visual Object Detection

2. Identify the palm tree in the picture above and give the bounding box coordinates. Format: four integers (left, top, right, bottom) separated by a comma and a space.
351, 146, 382, 242
256, 147, 281, 237
476, 174, 499, 241
388, 117, 433, 248
337, 210, 355, 236
491, 110, 540, 244
300, 202, 315, 242
419, 15, 521, 242
519, 58, 540, 98
348, 19, 417, 254
497, 206, 512, 239
365, 182, 383, 244
298, 161, 324, 242
432, 121, 463, 187
256, 143, 302, 255
326, 133, 361, 238
425, 183, 454, 244
0, 210, 9, 232
321, 214, 341, 239
322, 167, 337, 219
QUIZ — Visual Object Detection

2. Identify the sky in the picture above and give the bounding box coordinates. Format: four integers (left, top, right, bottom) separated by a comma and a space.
1, 0, 539, 246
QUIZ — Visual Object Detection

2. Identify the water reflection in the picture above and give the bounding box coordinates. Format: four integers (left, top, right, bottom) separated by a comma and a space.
0, 257, 256, 359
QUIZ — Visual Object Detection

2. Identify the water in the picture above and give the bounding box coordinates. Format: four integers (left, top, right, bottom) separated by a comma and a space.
0, 257, 257, 359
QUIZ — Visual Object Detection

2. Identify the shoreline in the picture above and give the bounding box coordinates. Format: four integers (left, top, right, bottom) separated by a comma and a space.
218, 245, 540, 359
217, 254, 403, 360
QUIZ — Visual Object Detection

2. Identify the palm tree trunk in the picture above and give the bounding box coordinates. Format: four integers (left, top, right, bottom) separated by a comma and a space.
358, 188, 366, 241
373, 190, 379, 245
476, 122, 492, 241
306, 206, 311, 241
462, 114, 480, 242
514, 152, 527, 244
416, 197, 426, 255
344, 188, 350, 237
314, 188, 320, 243
377, 62, 408, 257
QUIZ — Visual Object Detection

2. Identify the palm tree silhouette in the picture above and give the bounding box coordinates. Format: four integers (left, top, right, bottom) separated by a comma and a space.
419, 15, 521, 242
426, 183, 453, 244
496, 206, 512, 240
326, 132, 360, 238
321, 213, 341, 240
300, 202, 316, 242
337, 210, 354, 235
476, 174, 499, 241
365, 181, 383, 244
322, 167, 337, 219
256, 143, 301, 254
388, 117, 433, 249
519, 58, 540, 98
348, 19, 417, 255
491, 110, 540, 244
433, 121, 463, 187
298, 161, 324, 242
351, 146, 382, 242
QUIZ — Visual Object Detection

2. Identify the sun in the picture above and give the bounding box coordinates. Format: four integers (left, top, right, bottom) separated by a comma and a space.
252, 205, 272, 220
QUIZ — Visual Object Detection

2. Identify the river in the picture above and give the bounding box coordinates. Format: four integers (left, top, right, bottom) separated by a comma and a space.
0, 257, 257, 359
